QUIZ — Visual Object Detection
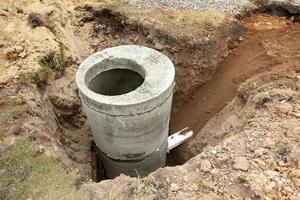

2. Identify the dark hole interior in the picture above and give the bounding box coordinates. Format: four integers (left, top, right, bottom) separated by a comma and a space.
88, 69, 144, 96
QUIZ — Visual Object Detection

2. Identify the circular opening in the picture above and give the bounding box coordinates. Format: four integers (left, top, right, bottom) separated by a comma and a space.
88, 68, 144, 96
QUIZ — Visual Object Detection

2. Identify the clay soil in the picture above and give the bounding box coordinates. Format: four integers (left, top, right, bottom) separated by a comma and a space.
170, 13, 300, 164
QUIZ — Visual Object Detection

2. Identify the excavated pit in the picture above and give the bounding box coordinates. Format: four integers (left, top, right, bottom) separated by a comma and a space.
47, 6, 300, 182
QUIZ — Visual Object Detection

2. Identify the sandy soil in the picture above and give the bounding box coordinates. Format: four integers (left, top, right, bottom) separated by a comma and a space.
170, 14, 300, 163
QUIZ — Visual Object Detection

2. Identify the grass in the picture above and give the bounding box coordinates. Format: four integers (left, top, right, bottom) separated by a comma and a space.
250, 0, 270, 5
132, 178, 157, 200
0, 97, 26, 130
20, 47, 66, 86
107, 193, 123, 200
38, 48, 65, 72
8, 96, 25, 107
105, 177, 157, 200
10, 107, 26, 120
8, 96, 26, 120
0, 136, 89, 200
30, 64, 52, 85
28, 12, 56, 34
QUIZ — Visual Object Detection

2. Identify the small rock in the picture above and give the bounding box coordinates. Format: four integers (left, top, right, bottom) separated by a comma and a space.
170, 183, 179, 192
294, 64, 300, 73
292, 192, 300, 200
255, 158, 267, 167
210, 168, 219, 176
201, 179, 215, 190
7, 125, 21, 135
154, 42, 164, 50
264, 196, 272, 200
288, 148, 300, 164
292, 112, 300, 118
188, 183, 198, 191
291, 127, 300, 136
278, 160, 286, 167
0, 75, 10, 85
264, 138, 276, 148
254, 148, 266, 157
290, 169, 300, 177
276, 102, 293, 114
233, 157, 250, 171
263, 181, 276, 194
183, 176, 189, 182
201, 159, 212, 172
293, 177, 300, 187
0, 10, 8, 17
15, 45, 24, 52
211, 149, 218, 155
38, 144, 45, 153
19, 52, 27, 59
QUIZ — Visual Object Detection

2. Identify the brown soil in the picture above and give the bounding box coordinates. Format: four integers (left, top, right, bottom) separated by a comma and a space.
74, 5, 243, 111
170, 14, 300, 163
90, 66, 300, 200
84, 15, 300, 200
0, 0, 243, 185
72, 5, 245, 169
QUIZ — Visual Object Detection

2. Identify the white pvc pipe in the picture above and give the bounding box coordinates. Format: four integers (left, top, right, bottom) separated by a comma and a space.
168, 127, 193, 151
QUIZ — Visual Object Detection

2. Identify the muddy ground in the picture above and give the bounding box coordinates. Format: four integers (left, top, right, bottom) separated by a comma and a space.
0, 0, 300, 200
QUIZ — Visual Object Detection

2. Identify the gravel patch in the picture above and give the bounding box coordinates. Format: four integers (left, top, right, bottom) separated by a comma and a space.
126, 0, 254, 15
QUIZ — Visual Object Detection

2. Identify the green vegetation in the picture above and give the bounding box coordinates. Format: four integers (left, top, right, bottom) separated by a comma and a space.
8, 96, 25, 107
132, 179, 157, 200
28, 12, 56, 34
0, 97, 26, 130
38, 48, 65, 72
10, 107, 26, 120
0, 136, 89, 200
27, 45, 67, 86
8, 96, 26, 120
30, 64, 52, 85
107, 193, 123, 200
105, 178, 157, 200
250, 0, 269, 6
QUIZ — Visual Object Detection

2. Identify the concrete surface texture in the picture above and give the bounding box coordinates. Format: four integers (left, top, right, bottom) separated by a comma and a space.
101, 141, 168, 178
76, 45, 175, 178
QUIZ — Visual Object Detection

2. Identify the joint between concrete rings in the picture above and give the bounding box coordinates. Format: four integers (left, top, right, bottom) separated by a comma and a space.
83, 90, 174, 117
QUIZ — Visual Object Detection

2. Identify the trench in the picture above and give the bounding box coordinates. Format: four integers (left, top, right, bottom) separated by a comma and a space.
169, 12, 300, 164
51, 6, 300, 182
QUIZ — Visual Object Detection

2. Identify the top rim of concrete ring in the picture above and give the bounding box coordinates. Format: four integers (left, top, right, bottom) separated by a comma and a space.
76, 45, 175, 115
